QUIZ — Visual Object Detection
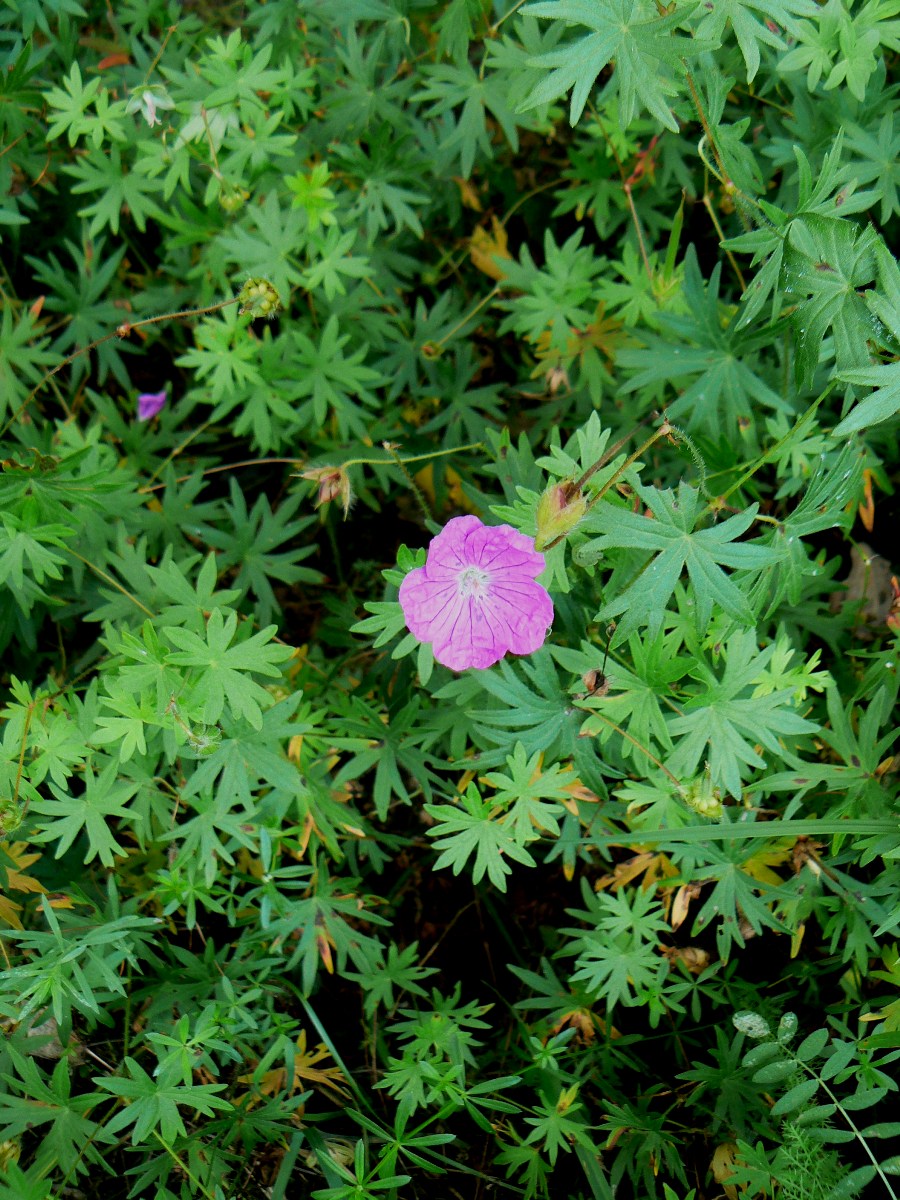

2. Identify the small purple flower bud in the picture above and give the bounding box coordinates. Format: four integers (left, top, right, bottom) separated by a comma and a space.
137, 390, 167, 421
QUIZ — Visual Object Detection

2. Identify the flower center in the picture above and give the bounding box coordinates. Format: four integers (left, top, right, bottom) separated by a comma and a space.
458, 565, 490, 598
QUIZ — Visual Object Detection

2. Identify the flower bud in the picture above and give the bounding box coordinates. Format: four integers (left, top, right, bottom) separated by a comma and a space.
0, 797, 23, 837
680, 768, 724, 820
219, 181, 249, 213
534, 480, 587, 550
302, 465, 353, 517
238, 277, 281, 319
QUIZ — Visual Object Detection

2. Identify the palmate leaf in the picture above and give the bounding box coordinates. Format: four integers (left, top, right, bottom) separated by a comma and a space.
95, 1058, 231, 1145
666, 630, 819, 797
785, 215, 879, 388
0, 307, 55, 420
691, 0, 818, 81
176, 308, 265, 405
562, 880, 670, 1011
425, 784, 537, 892
835, 362, 900, 436
0, 1050, 112, 1178
289, 315, 382, 440
691, 842, 789, 958
434, 649, 579, 768
617, 248, 790, 439
159, 789, 257, 887
583, 481, 778, 639
182, 693, 317, 810
194, 479, 322, 626
520, 0, 715, 129
163, 608, 293, 730
213, 192, 307, 302
65, 147, 162, 236
552, 632, 688, 764
31, 760, 139, 867
846, 112, 900, 223
482, 742, 576, 842
417, 61, 520, 177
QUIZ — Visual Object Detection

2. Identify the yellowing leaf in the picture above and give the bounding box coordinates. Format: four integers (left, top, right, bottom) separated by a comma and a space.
238, 1029, 349, 1100
0, 842, 49, 930
454, 175, 483, 211
469, 216, 511, 280
533, 303, 627, 369
413, 464, 479, 514
740, 840, 794, 887
595, 850, 677, 893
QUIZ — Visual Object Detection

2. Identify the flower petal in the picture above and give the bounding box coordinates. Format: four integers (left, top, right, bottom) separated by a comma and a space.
398, 517, 554, 671
433, 597, 505, 671
398, 567, 461, 642
462, 521, 546, 578
481, 581, 554, 656
137, 390, 167, 421
424, 515, 484, 575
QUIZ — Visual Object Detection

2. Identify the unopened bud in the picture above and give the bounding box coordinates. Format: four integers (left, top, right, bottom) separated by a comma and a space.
681, 767, 724, 820
534, 480, 587, 550
302, 465, 353, 517
238, 277, 281, 319
0, 797, 23, 837
220, 181, 249, 213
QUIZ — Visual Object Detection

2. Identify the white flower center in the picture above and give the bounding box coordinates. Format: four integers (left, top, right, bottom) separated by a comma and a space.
458, 565, 490, 598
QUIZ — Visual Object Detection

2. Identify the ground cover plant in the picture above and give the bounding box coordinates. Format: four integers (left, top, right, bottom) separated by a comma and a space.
1, 0, 900, 1196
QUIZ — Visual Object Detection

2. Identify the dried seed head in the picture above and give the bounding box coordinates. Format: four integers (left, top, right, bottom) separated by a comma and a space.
302, 465, 353, 517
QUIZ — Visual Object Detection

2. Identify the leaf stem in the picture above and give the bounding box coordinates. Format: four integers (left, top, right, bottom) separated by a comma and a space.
709, 383, 835, 510
64, 546, 155, 617
793, 1054, 900, 1200
382, 442, 433, 524
577, 706, 683, 787
342, 441, 484, 470
1, 297, 240, 438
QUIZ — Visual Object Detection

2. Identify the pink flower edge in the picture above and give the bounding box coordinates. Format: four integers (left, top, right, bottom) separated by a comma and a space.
398, 515, 553, 672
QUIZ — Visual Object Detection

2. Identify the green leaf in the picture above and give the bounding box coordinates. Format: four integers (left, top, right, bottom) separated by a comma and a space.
483, 742, 575, 842
752, 1059, 796, 1086
691, 0, 818, 81
840, 1086, 889, 1111
520, 0, 715, 129
44, 60, 100, 145
417, 61, 520, 177
617, 249, 791, 438
0, 1051, 110, 1179
585, 482, 777, 639
786, 216, 878, 389
31, 760, 138, 866
301, 225, 372, 301
835, 363, 900, 435
94, 1057, 232, 1144
795, 1028, 830, 1061
64, 146, 162, 236
425, 784, 537, 891
163, 608, 293, 729
667, 631, 818, 797
771, 1075, 819, 1115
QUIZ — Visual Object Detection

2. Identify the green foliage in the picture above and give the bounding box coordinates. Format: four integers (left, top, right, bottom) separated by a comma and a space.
1, 0, 899, 1197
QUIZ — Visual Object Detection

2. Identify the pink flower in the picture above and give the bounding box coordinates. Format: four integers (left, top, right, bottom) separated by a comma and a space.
399, 515, 553, 671
137, 390, 167, 421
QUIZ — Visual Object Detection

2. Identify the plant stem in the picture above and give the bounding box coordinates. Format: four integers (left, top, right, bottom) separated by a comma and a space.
1, 297, 240, 438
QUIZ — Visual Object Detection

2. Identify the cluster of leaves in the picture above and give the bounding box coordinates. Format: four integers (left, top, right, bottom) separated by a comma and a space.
1, 0, 899, 1198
